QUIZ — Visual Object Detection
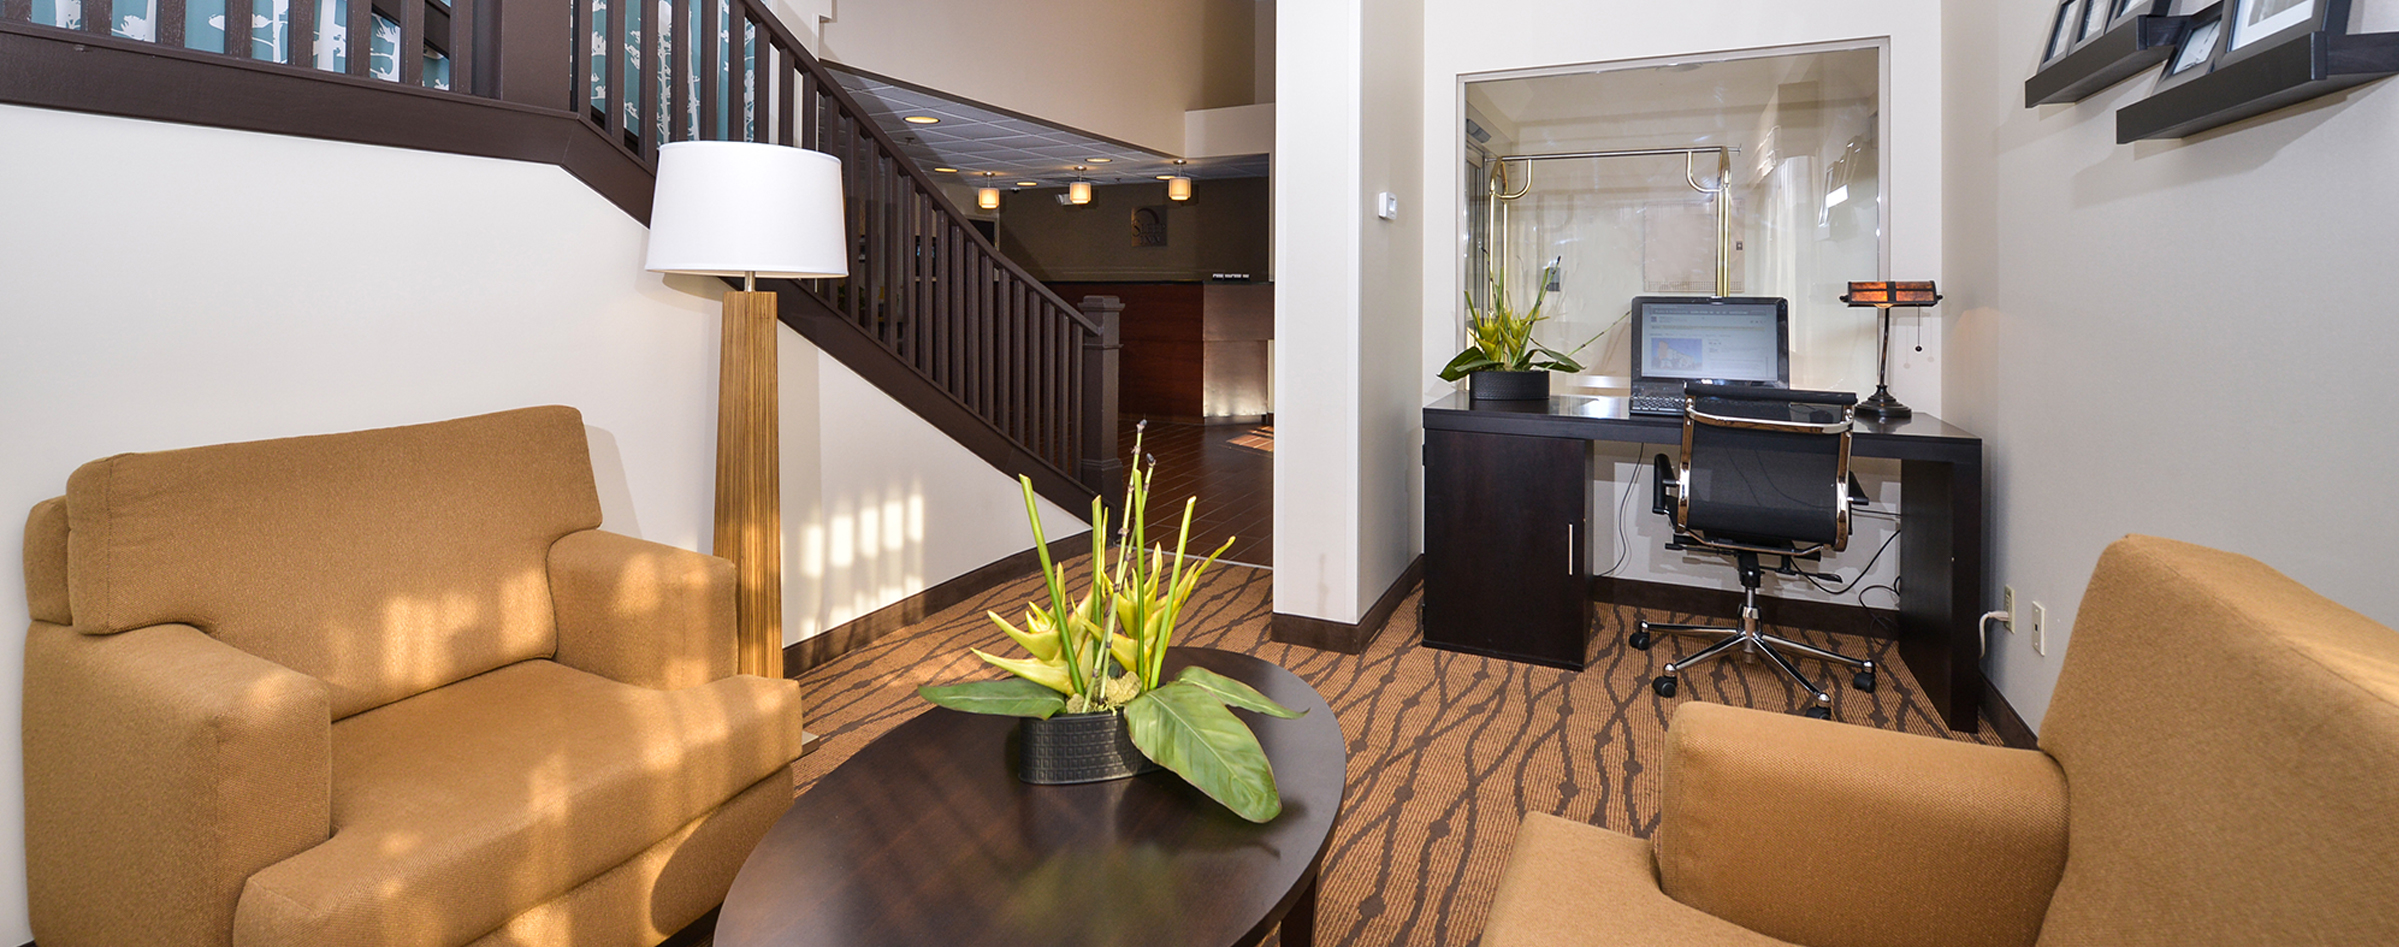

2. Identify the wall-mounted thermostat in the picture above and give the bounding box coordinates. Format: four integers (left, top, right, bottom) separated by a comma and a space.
1377, 192, 1399, 220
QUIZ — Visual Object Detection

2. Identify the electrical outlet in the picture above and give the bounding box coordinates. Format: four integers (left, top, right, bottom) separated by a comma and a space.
2002, 585, 2018, 632
2031, 601, 2048, 656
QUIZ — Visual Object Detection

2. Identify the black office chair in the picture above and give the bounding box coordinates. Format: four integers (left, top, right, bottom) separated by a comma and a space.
1628, 383, 1876, 718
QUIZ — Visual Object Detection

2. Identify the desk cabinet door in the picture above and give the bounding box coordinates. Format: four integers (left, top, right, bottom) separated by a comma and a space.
1423, 428, 1590, 669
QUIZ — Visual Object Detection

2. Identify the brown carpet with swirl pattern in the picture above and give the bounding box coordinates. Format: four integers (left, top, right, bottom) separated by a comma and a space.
785, 555, 2002, 947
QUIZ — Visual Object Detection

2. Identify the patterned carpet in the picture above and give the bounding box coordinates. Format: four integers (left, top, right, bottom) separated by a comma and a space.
788, 554, 2002, 947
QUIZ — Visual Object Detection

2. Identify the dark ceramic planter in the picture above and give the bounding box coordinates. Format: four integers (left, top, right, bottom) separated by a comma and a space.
1469, 369, 1549, 401
1017, 711, 1163, 784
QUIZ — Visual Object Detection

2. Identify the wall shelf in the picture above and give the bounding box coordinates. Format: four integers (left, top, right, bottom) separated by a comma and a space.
2118, 29, 2397, 141
2027, 15, 2190, 106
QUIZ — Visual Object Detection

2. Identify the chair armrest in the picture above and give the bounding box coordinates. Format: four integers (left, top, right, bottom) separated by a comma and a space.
1655, 701, 2067, 947
24, 621, 332, 947
549, 529, 738, 689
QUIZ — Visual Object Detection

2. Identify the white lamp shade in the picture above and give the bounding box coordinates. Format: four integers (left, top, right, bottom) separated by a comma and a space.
646, 141, 849, 278
1067, 180, 1092, 205
977, 186, 1001, 210
1166, 175, 1192, 201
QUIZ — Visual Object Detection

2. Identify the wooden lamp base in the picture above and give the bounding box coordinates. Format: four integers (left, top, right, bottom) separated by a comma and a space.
715, 289, 783, 680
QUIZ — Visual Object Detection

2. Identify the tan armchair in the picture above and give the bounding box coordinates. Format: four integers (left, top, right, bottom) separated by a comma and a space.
21, 406, 808, 947
1481, 535, 2398, 947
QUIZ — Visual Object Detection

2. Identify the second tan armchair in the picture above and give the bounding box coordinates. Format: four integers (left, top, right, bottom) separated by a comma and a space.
1481, 535, 2398, 947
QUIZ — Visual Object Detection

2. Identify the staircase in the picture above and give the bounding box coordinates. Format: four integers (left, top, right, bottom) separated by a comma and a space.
0, 0, 1116, 511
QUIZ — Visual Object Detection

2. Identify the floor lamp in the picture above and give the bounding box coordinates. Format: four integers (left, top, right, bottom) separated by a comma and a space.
647, 141, 848, 680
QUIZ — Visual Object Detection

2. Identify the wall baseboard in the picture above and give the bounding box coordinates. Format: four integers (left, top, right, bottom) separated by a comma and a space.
1270, 556, 1425, 655
1588, 575, 1902, 641
1979, 674, 2039, 749
783, 533, 1093, 676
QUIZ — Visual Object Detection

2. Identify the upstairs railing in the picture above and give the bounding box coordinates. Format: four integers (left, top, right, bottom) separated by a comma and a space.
0, 0, 1114, 506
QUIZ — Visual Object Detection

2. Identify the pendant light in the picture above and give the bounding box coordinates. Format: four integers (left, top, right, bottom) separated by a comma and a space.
1067, 166, 1092, 205
1166, 159, 1193, 202
977, 172, 1000, 211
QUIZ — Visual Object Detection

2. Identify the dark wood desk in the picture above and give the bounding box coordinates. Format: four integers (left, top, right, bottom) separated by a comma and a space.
715, 648, 1348, 947
1422, 393, 1985, 733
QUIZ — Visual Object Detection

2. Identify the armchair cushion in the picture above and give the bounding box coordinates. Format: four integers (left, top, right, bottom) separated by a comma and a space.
1479, 812, 1794, 947
61, 406, 603, 718
234, 659, 805, 947
1656, 701, 2068, 947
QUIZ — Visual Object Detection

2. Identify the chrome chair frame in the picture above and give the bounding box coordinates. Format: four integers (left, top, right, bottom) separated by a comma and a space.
1632, 390, 1876, 716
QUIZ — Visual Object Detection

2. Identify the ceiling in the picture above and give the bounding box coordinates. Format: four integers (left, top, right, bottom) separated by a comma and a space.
828, 67, 1271, 191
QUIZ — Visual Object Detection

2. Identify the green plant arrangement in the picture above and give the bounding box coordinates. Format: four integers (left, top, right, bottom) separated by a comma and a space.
916, 427, 1304, 823
1438, 255, 1593, 381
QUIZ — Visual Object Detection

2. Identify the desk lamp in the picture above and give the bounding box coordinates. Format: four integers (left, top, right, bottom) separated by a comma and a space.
647, 140, 848, 680
1840, 280, 1940, 421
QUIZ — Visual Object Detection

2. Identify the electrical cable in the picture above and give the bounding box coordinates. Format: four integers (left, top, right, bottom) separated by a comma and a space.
1798, 517, 1901, 596
1596, 446, 1647, 578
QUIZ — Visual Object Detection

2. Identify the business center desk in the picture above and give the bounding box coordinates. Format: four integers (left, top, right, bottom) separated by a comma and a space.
1422, 392, 1986, 733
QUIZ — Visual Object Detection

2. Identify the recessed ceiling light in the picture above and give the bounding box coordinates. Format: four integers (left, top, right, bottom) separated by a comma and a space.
933, 167, 958, 173
902, 115, 940, 125
1156, 175, 1174, 180
1016, 181, 1039, 187
1087, 157, 1112, 163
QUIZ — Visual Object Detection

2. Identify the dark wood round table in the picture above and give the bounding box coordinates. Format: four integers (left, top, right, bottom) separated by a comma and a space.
715, 647, 1347, 947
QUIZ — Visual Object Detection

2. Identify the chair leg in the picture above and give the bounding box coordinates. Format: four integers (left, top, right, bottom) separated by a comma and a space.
1662, 632, 1749, 676
1757, 633, 1870, 671
1757, 641, 1834, 713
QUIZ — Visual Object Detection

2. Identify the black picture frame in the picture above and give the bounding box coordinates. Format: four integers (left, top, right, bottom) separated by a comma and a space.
2076, 0, 2118, 49
2221, 0, 2353, 65
2157, 0, 2230, 92
2110, 0, 2172, 30
2045, 0, 2086, 62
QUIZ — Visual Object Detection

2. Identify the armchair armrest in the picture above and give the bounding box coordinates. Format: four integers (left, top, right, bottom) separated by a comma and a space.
549, 529, 738, 689
1655, 702, 2067, 947
24, 621, 332, 947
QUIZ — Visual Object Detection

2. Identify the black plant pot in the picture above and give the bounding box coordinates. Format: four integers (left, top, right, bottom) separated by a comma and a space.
1017, 711, 1163, 784
1469, 369, 1549, 401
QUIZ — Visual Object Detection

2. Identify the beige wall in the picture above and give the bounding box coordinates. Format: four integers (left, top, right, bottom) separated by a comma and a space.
1941, 0, 2398, 728
996, 177, 1270, 281
817, 0, 1263, 153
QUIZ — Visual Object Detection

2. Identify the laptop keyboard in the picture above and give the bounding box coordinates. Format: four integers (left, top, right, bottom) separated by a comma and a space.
1629, 394, 1684, 416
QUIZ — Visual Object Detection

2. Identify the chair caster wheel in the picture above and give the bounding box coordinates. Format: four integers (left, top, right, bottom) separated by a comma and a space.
1629, 630, 1653, 651
1852, 671, 1876, 693
1652, 675, 1678, 698
1802, 706, 1832, 720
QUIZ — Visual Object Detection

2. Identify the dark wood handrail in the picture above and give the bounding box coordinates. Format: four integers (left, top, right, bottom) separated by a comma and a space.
1, 0, 1114, 509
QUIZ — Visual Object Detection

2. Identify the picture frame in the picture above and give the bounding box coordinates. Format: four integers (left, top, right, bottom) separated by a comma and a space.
2079, 0, 2117, 48
2045, 0, 2086, 62
2109, 0, 2172, 30
2156, 0, 2229, 92
2222, 0, 2353, 63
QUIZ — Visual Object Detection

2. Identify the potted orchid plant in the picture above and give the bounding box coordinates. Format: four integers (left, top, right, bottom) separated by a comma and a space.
917, 426, 1303, 823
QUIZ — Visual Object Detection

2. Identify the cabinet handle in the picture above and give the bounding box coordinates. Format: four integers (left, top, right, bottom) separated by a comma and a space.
1567, 522, 1576, 575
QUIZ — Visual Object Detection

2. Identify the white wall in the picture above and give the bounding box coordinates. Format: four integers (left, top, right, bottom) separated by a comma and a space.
1274, 0, 1368, 620
0, 103, 1077, 941
1942, 0, 2399, 728
817, 0, 1261, 154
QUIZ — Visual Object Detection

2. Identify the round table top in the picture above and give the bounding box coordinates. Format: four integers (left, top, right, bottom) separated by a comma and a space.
715, 647, 1348, 947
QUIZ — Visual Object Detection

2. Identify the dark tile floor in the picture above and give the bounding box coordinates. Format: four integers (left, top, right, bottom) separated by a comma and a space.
1119, 416, 1274, 567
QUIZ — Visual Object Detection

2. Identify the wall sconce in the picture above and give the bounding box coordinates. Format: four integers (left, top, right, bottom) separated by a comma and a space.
1166, 159, 1192, 202
1067, 166, 1092, 205
977, 172, 1000, 210
1840, 280, 1941, 421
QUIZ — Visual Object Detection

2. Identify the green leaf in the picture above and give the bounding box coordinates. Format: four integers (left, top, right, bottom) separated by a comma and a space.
1438, 348, 1500, 381
918, 679, 1068, 718
1173, 666, 1304, 719
1124, 682, 1282, 822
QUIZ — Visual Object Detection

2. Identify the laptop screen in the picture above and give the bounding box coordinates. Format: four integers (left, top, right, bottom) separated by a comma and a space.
1629, 296, 1790, 386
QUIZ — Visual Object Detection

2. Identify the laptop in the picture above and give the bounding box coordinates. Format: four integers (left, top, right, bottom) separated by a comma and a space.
1626, 295, 1791, 416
